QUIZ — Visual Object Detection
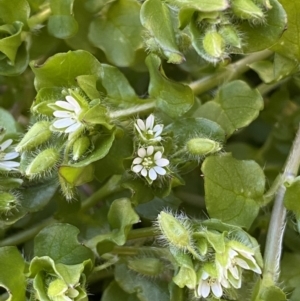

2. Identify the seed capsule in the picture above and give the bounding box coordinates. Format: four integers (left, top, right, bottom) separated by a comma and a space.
16, 121, 52, 152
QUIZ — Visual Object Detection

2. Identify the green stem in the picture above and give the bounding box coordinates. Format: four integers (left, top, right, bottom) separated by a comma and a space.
27, 5, 51, 29
189, 49, 272, 95
263, 125, 300, 285
0, 175, 123, 247
109, 101, 156, 120
127, 227, 156, 240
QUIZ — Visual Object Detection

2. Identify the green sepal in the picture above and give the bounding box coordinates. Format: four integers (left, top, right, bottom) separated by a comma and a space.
0, 246, 26, 301
201, 153, 265, 229
193, 230, 226, 253
87, 198, 140, 255
146, 54, 194, 118
59, 164, 94, 187
72, 136, 91, 161
0, 177, 23, 190
141, 0, 184, 64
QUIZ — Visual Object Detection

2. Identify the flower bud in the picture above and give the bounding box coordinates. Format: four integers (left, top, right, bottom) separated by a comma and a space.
231, 0, 264, 22
219, 25, 242, 49
16, 121, 52, 152
25, 148, 60, 178
157, 211, 192, 250
0, 191, 18, 214
186, 138, 221, 156
127, 258, 164, 277
72, 136, 90, 161
202, 30, 225, 60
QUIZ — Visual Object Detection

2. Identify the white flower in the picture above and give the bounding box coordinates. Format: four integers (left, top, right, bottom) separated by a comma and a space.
0, 139, 20, 171
52, 95, 83, 133
197, 271, 227, 299
134, 114, 163, 143
131, 146, 169, 181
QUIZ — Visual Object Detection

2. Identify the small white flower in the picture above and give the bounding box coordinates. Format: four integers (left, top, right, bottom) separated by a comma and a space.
197, 271, 225, 299
134, 114, 163, 143
131, 146, 169, 181
52, 95, 83, 134
0, 139, 20, 171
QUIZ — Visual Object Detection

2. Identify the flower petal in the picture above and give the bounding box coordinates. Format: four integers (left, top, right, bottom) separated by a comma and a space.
155, 158, 169, 167
200, 281, 210, 298
141, 168, 147, 177
3, 152, 19, 160
229, 265, 239, 279
66, 95, 81, 112
1, 161, 20, 167
53, 111, 72, 118
235, 258, 250, 270
0, 139, 13, 151
136, 119, 146, 131
132, 165, 143, 173
133, 157, 143, 164
65, 122, 81, 133
149, 168, 157, 180
154, 151, 162, 160
211, 281, 223, 298
55, 101, 74, 111
138, 148, 146, 158
202, 271, 210, 280
154, 166, 166, 175
53, 118, 76, 129
146, 114, 154, 130
153, 124, 163, 136
147, 146, 154, 156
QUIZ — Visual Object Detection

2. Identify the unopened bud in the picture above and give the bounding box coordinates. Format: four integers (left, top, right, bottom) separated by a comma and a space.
157, 211, 192, 249
231, 0, 264, 22
186, 138, 221, 156
202, 30, 225, 60
127, 258, 164, 277
219, 25, 242, 49
72, 136, 90, 161
0, 192, 18, 214
25, 148, 60, 178
16, 121, 52, 152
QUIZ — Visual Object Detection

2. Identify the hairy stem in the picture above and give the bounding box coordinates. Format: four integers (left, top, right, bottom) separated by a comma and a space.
189, 49, 272, 95
0, 175, 123, 247
263, 125, 300, 285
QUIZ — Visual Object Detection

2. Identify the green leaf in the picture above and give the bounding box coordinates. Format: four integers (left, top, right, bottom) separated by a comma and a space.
48, 0, 78, 39
284, 177, 300, 216
72, 132, 115, 167
0, 0, 30, 24
167, 0, 229, 12
0, 22, 23, 63
0, 246, 26, 301
271, 1, 300, 62
102, 281, 136, 301
115, 263, 170, 301
34, 223, 94, 265
88, 0, 143, 67
76, 75, 100, 100
196, 80, 263, 136
59, 164, 94, 186
0, 108, 18, 133
140, 0, 184, 64
201, 153, 265, 229
146, 54, 194, 118
22, 179, 59, 212
30, 50, 102, 91
239, 0, 287, 53
249, 60, 275, 84
100, 64, 139, 106
87, 198, 140, 254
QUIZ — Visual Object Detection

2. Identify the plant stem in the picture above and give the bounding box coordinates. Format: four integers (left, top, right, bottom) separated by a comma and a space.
109, 101, 156, 119
263, 125, 300, 285
127, 227, 156, 240
0, 175, 123, 247
27, 5, 51, 29
189, 49, 272, 95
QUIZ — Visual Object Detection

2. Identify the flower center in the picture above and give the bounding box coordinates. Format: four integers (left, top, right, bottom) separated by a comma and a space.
142, 156, 153, 169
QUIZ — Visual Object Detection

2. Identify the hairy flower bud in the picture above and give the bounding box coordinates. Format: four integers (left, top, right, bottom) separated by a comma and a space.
16, 121, 52, 152
186, 138, 222, 156
72, 136, 90, 161
202, 30, 226, 60
231, 0, 264, 22
25, 148, 60, 178
219, 25, 242, 49
0, 191, 18, 214
157, 211, 192, 250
